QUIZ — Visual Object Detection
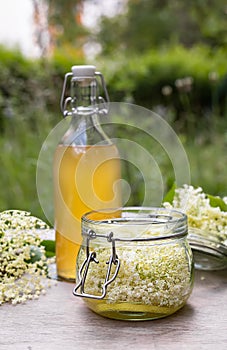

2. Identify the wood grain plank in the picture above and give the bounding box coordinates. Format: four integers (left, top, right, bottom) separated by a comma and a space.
0, 269, 226, 350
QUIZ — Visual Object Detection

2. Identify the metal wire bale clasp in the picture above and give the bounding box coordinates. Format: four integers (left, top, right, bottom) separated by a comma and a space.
60, 70, 109, 117
73, 230, 120, 300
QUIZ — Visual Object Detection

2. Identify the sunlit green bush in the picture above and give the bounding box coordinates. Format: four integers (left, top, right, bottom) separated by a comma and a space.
100, 45, 227, 128
0, 45, 226, 220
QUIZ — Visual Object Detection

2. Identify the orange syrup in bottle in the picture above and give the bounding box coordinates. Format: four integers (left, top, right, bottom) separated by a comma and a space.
54, 144, 121, 281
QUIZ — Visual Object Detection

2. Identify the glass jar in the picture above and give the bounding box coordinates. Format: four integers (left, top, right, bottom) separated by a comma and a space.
188, 228, 227, 270
73, 207, 194, 321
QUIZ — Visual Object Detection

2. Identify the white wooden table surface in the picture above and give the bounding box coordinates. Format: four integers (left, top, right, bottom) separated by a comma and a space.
0, 269, 227, 350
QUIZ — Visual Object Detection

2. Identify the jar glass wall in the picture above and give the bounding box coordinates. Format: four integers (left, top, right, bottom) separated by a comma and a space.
74, 207, 194, 321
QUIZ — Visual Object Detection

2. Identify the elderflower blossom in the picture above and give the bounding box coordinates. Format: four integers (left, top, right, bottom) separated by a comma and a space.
163, 185, 227, 246
78, 242, 193, 308
0, 210, 55, 306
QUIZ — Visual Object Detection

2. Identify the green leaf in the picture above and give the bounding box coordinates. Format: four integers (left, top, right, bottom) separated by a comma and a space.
163, 183, 176, 204
25, 246, 42, 263
207, 194, 227, 212
41, 240, 56, 258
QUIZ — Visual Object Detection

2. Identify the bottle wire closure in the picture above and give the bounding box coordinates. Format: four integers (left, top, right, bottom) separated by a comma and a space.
60, 66, 109, 118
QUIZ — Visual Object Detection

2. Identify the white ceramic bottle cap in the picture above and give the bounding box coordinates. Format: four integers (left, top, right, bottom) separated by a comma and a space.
71, 65, 96, 77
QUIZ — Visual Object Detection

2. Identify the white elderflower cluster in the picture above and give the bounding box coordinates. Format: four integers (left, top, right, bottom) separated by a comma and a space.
79, 242, 193, 308
163, 185, 227, 246
0, 210, 55, 306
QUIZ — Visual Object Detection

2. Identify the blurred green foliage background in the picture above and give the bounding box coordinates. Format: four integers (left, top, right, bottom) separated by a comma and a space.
0, 0, 226, 222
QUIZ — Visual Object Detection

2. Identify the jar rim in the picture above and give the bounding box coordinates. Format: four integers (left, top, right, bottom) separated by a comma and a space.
82, 206, 188, 241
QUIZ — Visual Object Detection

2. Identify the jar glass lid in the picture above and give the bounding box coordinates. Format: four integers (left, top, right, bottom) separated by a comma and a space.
188, 229, 227, 270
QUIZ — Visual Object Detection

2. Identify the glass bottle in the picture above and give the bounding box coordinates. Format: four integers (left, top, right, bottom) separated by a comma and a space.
53, 65, 122, 281
73, 207, 194, 321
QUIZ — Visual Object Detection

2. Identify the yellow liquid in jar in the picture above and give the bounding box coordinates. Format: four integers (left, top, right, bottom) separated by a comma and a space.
53, 144, 121, 281
84, 299, 188, 321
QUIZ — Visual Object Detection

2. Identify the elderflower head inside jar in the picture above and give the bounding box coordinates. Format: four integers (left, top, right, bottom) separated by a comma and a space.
73, 207, 194, 321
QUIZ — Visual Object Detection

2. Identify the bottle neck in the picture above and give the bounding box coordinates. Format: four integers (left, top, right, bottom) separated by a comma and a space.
71, 77, 98, 113
60, 75, 111, 146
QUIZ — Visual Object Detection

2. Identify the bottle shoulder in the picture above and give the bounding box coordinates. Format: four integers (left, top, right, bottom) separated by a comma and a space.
59, 115, 111, 146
